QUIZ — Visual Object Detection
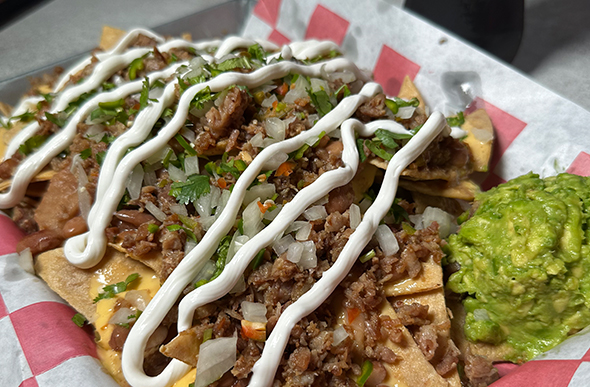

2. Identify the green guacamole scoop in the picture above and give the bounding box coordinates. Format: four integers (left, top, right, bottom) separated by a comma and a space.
446, 172, 590, 362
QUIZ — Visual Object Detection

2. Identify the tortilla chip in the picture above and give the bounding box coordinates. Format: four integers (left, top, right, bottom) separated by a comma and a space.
397, 76, 426, 110
160, 328, 201, 367
383, 256, 443, 297
0, 169, 57, 192
392, 289, 461, 386
379, 301, 449, 387
351, 162, 377, 202
108, 242, 163, 278
447, 298, 516, 363
461, 109, 494, 172
0, 101, 11, 116
399, 178, 479, 201
411, 191, 466, 217
99, 26, 126, 51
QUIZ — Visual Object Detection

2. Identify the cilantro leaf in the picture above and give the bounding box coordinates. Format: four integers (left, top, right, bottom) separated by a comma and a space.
45, 112, 66, 127
12, 110, 35, 123
195, 236, 231, 288
166, 224, 197, 242
93, 273, 140, 303
213, 56, 252, 72
19, 135, 48, 156
365, 139, 393, 161
102, 82, 116, 91
374, 129, 409, 149
247, 44, 267, 62
174, 134, 197, 156
96, 151, 106, 165
335, 84, 351, 98
72, 313, 87, 327
357, 138, 367, 162
446, 111, 465, 127
307, 89, 333, 117
190, 86, 214, 109
169, 174, 211, 205
80, 148, 92, 160
147, 223, 159, 233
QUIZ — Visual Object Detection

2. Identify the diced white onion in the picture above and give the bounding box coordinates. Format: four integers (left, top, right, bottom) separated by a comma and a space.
194, 336, 238, 387
125, 290, 151, 311
227, 233, 250, 263
18, 248, 34, 275
330, 129, 341, 139
263, 203, 282, 220
298, 240, 317, 269
180, 127, 196, 143
146, 145, 173, 165
241, 301, 267, 323
192, 259, 216, 286
244, 183, 276, 206
214, 89, 230, 107
287, 241, 304, 263
230, 275, 246, 294
285, 221, 308, 234
359, 198, 372, 213
250, 132, 264, 148
189, 100, 214, 118
303, 205, 327, 221
145, 201, 167, 222
143, 163, 158, 186
473, 308, 491, 321
109, 307, 136, 325
329, 70, 356, 83
126, 163, 144, 201
209, 186, 221, 210
472, 127, 494, 143
295, 222, 312, 241
375, 224, 399, 257
78, 187, 92, 222
199, 215, 216, 231
262, 151, 288, 170
262, 137, 278, 148
349, 204, 361, 229
421, 206, 458, 238
332, 325, 349, 346
313, 195, 329, 206
264, 117, 286, 141
181, 155, 198, 177
273, 234, 295, 256
168, 164, 186, 182
185, 239, 197, 254
310, 78, 330, 93
283, 87, 308, 104
409, 214, 423, 229
259, 84, 277, 93
395, 106, 416, 119
216, 189, 231, 215
307, 114, 319, 126
450, 126, 468, 139
84, 124, 106, 141
170, 203, 188, 216
195, 190, 213, 217
261, 94, 278, 108
243, 199, 264, 238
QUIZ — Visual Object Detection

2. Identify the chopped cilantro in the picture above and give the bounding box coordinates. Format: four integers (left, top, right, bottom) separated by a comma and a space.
147, 223, 159, 233
45, 112, 66, 127
169, 174, 211, 205
335, 84, 351, 99
96, 151, 106, 166
93, 273, 140, 303
194, 235, 231, 288
307, 89, 333, 117
248, 44, 267, 63
100, 134, 116, 144
80, 148, 92, 160
12, 110, 35, 123
357, 138, 367, 163
41, 93, 55, 104
140, 78, 158, 110
72, 313, 87, 327
166, 224, 197, 242
364, 140, 393, 161
174, 134, 197, 156
190, 86, 214, 109
168, 53, 179, 63
237, 218, 244, 235
389, 198, 409, 224
102, 82, 116, 91
213, 56, 252, 72
19, 135, 48, 156
374, 129, 410, 148
446, 111, 465, 127
251, 248, 266, 270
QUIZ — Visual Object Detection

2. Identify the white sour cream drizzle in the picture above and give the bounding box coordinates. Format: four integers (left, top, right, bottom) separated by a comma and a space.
2, 28, 448, 387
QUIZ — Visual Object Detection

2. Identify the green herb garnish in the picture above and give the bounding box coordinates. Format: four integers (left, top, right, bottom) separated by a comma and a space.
307, 89, 333, 117
446, 111, 465, 127
169, 174, 211, 205
72, 313, 87, 327
93, 273, 140, 303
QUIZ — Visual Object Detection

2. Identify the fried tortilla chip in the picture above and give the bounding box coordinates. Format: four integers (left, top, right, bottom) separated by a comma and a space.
399, 178, 479, 201
461, 109, 494, 172
383, 256, 443, 297
392, 289, 461, 387
351, 162, 377, 202
109, 242, 163, 278
397, 75, 426, 110
0, 169, 57, 192
100, 26, 127, 51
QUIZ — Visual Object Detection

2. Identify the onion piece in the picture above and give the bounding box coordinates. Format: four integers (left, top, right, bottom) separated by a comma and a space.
184, 156, 200, 176
194, 336, 238, 387
261, 94, 277, 108
303, 205, 327, 221
421, 206, 458, 238
273, 234, 295, 256
227, 233, 250, 263
146, 145, 173, 165
250, 132, 264, 148
262, 151, 289, 171
180, 127, 196, 143
472, 127, 494, 143
230, 275, 246, 294
185, 239, 197, 254
286, 241, 304, 263
168, 164, 186, 182
126, 163, 144, 201
84, 124, 106, 141
332, 325, 349, 346
109, 307, 136, 325
264, 117, 286, 141
242, 199, 264, 238
170, 203, 188, 217
359, 197, 372, 213
375, 224, 399, 257
263, 203, 282, 220
241, 301, 267, 323
199, 215, 216, 231
145, 201, 167, 222
125, 290, 151, 311
298, 241, 317, 269
192, 259, 216, 286
285, 221, 308, 234
143, 163, 157, 186
18, 248, 34, 275
244, 183, 276, 206
349, 204, 361, 229
409, 214, 423, 229
295, 222, 312, 241
395, 106, 416, 119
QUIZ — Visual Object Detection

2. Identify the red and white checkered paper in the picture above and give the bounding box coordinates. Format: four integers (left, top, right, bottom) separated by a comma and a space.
2, 1, 590, 386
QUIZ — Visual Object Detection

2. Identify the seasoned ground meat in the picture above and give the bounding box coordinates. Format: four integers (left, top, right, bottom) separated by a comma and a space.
463, 348, 499, 387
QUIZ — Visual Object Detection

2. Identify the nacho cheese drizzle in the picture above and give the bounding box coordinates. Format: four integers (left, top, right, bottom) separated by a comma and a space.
3, 29, 448, 387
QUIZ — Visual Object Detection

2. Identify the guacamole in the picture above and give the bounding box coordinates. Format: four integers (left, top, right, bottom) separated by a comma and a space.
446, 172, 590, 362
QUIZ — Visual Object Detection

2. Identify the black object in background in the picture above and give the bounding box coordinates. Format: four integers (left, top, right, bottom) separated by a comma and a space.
405, 0, 524, 63
0, 0, 48, 30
